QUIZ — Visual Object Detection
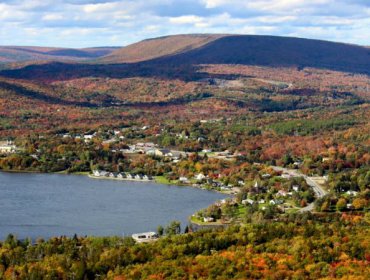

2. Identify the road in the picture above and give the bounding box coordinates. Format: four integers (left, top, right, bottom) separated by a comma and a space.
271, 166, 328, 212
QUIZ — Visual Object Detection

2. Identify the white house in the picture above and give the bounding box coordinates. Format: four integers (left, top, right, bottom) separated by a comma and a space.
143, 175, 152, 181
154, 149, 172, 157
203, 217, 214, 223
132, 232, 159, 243
179, 176, 189, 183
270, 199, 283, 205
277, 190, 288, 197
146, 149, 156, 156
242, 199, 254, 205
195, 173, 206, 181
84, 133, 96, 141
93, 170, 108, 177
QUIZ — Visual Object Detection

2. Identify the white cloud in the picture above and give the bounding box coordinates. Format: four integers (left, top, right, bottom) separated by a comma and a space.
201, 0, 226, 8
0, 3, 27, 21
42, 14, 64, 21
0, 0, 369, 47
169, 15, 204, 25
82, 2, 118, 13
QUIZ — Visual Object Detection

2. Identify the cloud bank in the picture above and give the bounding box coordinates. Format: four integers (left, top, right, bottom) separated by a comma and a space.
0, 0, 369, 47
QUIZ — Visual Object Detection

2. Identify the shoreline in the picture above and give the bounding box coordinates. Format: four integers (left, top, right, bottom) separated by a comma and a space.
0, 169, 89, 176
88, 174, 154, 182
0, 169, 235, 195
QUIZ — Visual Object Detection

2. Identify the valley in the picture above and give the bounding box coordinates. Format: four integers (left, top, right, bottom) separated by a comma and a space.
0, 34, 368, 279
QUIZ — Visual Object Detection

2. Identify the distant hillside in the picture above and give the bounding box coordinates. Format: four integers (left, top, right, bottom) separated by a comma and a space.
1, 34, 370, 81
101, 34, 224, 63
101, 34, 370, 74
0, 46, 119, 63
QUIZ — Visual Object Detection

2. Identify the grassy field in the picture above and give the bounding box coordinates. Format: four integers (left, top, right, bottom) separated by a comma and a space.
154, 176, 172, 185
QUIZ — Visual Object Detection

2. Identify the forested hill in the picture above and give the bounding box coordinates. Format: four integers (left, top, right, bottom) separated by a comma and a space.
101, 34, 370, 74
101, 34, 224, 63
1, 34, 369, 82
0, 46, 119, 64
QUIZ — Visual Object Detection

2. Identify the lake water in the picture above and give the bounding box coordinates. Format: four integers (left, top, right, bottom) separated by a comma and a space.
0, 172, 227, 240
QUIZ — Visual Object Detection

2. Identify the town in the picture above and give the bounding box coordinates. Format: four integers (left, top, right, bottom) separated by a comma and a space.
3, 124, 356, 227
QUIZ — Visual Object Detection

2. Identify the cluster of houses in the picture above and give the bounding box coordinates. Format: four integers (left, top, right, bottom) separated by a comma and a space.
92, 170, 153, 181
59, 132, 98, 143
121, 142, 186, 162
241, 181, 304, 208
0, 141, 17, 154
206, 150, 242, 161
179, 173, 240, 194
120, 142, 158, 154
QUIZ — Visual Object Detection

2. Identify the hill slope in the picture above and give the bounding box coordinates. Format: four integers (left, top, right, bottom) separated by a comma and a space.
101, 34, 370, 74
101, 34, 225, 63
1, 34, 370, 82
0, 46, 119, 63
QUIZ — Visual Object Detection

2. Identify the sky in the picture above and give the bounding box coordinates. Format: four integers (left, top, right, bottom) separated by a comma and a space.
0, 0, 369, 48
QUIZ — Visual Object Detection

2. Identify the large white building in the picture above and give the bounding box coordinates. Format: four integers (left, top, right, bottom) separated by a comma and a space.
132, 232, 159, 243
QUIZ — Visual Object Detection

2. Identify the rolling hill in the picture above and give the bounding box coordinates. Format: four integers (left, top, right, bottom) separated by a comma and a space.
0, 34, 369, 138
1, 34, 370, 82
0, 46, 119, 63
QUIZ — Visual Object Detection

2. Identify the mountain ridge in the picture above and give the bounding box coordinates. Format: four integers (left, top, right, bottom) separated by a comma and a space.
1, 34, 369, 81
99, 34, 370, 74
101, 34, 225, 63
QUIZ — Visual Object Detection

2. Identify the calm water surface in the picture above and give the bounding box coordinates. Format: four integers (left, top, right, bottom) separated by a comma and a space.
0, 172, 226, 239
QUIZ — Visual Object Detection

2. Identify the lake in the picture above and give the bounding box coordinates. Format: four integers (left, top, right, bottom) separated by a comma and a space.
0, 172, 227, 240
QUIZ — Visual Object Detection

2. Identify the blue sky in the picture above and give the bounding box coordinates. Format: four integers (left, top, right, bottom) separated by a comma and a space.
0, 0, 369, 48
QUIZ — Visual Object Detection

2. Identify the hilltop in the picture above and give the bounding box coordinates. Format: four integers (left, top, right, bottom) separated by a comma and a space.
100, 34, 370, 74
101, 34, 224, 63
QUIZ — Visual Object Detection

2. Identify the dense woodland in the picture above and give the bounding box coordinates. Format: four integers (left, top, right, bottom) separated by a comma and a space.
0, 215, 369, 279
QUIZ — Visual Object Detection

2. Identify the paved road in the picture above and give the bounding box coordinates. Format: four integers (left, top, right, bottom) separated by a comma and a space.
271, 166, 328, 212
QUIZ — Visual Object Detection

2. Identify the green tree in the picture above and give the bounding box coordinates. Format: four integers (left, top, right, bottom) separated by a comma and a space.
336, 198, 347, 212
165, 221, 181, 236
157, 225, 164, 236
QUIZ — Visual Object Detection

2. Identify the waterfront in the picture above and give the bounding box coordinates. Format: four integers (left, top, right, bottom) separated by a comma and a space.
0, 172, 227, 239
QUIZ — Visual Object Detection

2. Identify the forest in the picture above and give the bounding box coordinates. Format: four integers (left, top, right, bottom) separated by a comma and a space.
0, 214, 369, 279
